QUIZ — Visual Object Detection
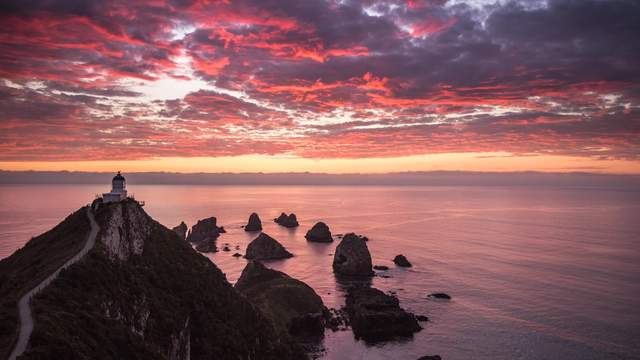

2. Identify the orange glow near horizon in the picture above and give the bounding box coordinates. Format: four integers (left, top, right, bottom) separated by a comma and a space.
1, 153, 639, 174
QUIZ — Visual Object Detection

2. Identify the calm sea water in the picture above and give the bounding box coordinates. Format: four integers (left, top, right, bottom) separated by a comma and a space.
1, 185, 639, 360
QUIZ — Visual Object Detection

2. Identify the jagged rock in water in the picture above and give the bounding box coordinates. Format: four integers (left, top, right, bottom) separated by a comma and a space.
332, 233, 374, 276
393, 254, 412, 267
186, 217, 225, 253
345, 286, 421, 342
373, 265, 389, 271
274, 213, 299, 228
244, 212, 262, 232
0, 199, 304, 359
172, 221, 188, 240
232, 252, 243, 257
245, 233, 293, 260
235, 261, 328, 338
186, 217, 222, 244
417, 356, 442, 360
305, 222, 332, 243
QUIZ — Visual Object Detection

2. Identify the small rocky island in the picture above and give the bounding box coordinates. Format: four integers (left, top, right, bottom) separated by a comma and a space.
244, 212, 263, 232
345, 286, 422, 342
274, 212, 299, 228
245, 233, 293, 260
394, 254, 412, 267
305, 222, 333, 242
186, 216, 225, 252
333, 233, 374, 276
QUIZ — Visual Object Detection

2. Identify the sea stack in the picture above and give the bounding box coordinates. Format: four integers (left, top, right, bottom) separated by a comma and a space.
244, 212, 263, 232
274, 213, 299, 228
332, 233, 374, 276
305, 222, 332, 242
245, 233, 293, 260
393, 254, 412, 267
172, 221, 188, 240
186, 217, 223, 253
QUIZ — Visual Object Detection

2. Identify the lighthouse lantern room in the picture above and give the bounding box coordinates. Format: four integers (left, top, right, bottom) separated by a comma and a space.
102, 171, 128, 203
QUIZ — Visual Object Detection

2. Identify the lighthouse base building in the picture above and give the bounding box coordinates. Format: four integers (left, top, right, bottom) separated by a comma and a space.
102, 171, 128, 203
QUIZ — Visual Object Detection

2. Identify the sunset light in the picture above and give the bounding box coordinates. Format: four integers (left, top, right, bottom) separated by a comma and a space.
1, 0, 638, 173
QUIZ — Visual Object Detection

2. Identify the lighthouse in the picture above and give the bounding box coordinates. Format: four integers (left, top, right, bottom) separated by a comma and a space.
102, 171, 128, 203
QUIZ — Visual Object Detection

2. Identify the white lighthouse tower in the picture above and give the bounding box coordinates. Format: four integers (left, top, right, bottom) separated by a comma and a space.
102, 171, 128, 203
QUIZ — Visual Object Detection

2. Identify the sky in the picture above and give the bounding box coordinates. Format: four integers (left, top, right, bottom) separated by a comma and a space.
0, 0, 639, 174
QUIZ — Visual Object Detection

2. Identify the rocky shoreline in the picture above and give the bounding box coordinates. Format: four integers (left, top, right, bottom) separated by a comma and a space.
2, 206, 448, 360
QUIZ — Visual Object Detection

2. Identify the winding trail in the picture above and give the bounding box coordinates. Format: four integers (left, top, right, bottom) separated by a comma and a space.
9, 207, 99, 360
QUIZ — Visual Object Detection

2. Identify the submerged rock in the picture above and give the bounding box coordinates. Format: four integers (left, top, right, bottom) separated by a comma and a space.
428, 292, 451, 300
305, 222, 333, 243
332, 233, 374, 276
245, 233, 293, 260
417, 356, 442, 360
172, 221, 188, 240
235, 261, 328, 338
345, 286, 421, 342
232, 252, 243, 257
373, 265, 389, 271
244, 212, 263, 232
393, 255, 412, 267
274, 212, 299, 228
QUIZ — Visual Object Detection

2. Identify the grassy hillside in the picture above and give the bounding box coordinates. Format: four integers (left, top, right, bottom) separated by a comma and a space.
12, 200, 303, 359
0, 207, 90, 358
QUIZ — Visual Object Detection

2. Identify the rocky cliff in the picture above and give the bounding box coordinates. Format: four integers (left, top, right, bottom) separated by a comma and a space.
0, 199, 303, 359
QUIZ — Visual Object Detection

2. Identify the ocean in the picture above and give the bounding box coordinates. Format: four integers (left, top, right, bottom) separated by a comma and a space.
1, 184, 639, 359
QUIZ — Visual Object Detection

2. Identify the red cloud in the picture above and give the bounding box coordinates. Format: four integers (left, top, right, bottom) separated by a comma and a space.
0, 0, 638, 164
410, 17, 457, 37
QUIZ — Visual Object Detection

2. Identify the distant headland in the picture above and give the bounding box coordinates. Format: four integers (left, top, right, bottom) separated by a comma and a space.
1, 170, 639, 188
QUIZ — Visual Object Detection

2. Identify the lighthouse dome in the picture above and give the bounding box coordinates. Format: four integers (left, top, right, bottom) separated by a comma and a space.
113, 171, 125, 181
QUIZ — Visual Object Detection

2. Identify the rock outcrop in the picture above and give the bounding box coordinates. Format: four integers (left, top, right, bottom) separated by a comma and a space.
245, 233, 293, 260
0, 198, 304, 359
186, 217, 224, 253
235, 261, 328, 338
345, 286, 421, 342
100, 199, 151, 261
332, 233, 374, 276
274, 213, 299, 228
428, 292, 451, 300
172, 221, 188, 240
244, 212, 262, 232
393, 254, 412, 267
305, 222, 332, 243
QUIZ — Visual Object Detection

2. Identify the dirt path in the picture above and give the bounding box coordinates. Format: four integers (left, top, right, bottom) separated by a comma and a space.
9, 207, 99, 360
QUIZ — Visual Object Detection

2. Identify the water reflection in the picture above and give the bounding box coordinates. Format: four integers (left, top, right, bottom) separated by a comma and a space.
1, 185, 639, 359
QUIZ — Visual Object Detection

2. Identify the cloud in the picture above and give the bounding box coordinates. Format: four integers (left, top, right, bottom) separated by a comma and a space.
0, 0, 639, 163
